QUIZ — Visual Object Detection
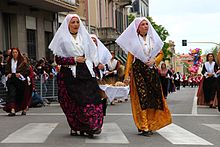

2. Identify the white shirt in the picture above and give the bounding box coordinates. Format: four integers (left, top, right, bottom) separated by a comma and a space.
11, 58, 17, 73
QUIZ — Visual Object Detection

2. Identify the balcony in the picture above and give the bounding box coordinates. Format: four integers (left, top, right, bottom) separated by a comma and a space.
10, 0, 77, 12
97, 27, 120, 42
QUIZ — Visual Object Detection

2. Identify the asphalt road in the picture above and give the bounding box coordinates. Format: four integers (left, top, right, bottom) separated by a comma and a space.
0, 87, 220, 147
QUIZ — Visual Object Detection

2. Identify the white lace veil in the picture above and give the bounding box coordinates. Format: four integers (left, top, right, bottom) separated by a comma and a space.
115, 17, 164, 63
48, 14, 99, 66
90, 34, 112, 65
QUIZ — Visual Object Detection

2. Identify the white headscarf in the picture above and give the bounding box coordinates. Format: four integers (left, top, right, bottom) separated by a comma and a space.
49, 14, 98, 77
90, 34, 112, 65
115, 17, 164, 63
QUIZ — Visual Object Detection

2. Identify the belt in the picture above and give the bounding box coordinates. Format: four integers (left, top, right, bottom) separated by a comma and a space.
62, 65, 70, 68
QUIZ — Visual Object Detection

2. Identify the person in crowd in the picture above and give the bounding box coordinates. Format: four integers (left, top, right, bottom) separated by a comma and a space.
1, 49, 11, 87
173, 72, 181, 90
90, 34, 112, 81
90, 34, 112, 116
104, 51, 120, 82
197, 73, 205, 105
158, 62, 172, 99
168, 66, 175, 93
0, 51, 4, 81
20, 53, 35, 115
49, 14, 103, 137
182, 74, 187, 87
3, 48, 11, 62
116, 17, 172, 136
3, 48, 30, 116
215, 51, 220, 111
117, 60, 126, 82
35, 58, 50, 103
201, 53, 218, 108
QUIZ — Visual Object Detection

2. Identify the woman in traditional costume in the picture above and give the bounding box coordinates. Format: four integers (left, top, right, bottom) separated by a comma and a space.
116, 17, 172, 136
49, 14, 103, 137
201, 53, 218, 108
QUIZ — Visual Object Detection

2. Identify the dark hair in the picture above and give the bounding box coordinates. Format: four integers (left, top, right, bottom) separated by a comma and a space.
8, 48, 24, 64
206, 53, 215, 62
161, 62, 166, 68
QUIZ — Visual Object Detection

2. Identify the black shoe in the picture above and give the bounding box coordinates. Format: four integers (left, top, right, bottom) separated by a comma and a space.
8, 112, 16, 116
138, 130, 153, 137
21, 111, 26, 115
79, 131, 86, 136
70, 130, 78, 136
86, 133, 94, 138
148, 130, 153, 135
85, 131, 94, 138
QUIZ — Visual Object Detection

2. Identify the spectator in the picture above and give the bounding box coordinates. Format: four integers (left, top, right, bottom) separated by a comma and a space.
3, 48, 30, 116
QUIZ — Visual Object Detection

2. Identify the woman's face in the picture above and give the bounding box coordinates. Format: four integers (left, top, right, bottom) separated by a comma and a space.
68, 17, 80, 34
91, 37, 97, 46
138, 20, 148, 35
208, 54, 214, 61
12, 49, 18, 60
161, 63, 166, 69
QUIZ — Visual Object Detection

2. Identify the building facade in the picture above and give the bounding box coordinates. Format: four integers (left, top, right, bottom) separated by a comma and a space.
0, 0, 77, 60
0, 0, 134, 63
131, 0, 149, 17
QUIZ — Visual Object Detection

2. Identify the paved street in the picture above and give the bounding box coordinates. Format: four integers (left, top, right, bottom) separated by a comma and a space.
0, 87, 220, 147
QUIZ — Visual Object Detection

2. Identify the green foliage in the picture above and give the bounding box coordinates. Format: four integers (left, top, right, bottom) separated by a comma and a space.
147, 16, 171, 60
128, 14, 135, 25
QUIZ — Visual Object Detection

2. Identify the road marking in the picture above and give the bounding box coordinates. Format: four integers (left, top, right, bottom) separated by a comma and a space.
0, 112, 220, 117
192, 88, 198, 115
85, 123, 129, 144
203, 124, 220, 131
1, 123, 58, 143
158, 123, 213, 145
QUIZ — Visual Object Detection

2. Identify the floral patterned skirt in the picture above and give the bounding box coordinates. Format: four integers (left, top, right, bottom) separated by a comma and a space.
57, 68, 103, 132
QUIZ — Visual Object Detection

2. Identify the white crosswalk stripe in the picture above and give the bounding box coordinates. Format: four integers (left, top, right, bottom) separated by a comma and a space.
86, 123, 129, 144
203, 124, 220, 131
1, 122, 218, 145
1, 123, 58, 143
158, 123, 213, 145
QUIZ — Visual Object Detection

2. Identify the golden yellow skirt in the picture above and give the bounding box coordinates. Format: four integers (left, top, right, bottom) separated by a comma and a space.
130, 71, 172, 131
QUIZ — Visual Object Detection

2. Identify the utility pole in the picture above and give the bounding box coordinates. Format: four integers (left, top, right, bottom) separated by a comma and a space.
87, 0, 90, 33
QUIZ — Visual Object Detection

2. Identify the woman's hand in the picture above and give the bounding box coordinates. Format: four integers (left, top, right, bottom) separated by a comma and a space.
146, 58, 155, 67
75, 56, 86, 63
123, 76, 130, 85
7, 73, 12, 78
16, 73, 21, 78
216, 70, 220, 74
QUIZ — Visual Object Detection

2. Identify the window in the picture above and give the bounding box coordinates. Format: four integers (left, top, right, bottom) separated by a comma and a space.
2, 13, 12, 51
45, 31, 53, 62
27, 29, 36, 60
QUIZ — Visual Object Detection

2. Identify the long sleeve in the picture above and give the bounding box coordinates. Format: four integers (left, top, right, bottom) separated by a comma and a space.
55, 56, 76, 65
155, 50, 164, 66
201, 64, 206, 75
124, 52, 134, 79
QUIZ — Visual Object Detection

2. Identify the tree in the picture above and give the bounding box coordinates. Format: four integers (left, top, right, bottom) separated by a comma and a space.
128, 14, 136, 25
147, 16, 171, 61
